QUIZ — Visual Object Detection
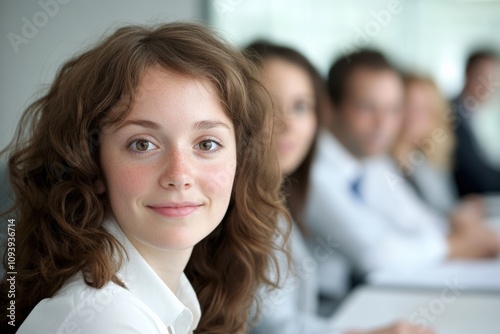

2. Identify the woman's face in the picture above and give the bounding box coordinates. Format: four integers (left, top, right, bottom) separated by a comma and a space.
402, 81, 436, 142
98, 66, 237, 252
262, 58, 317, 175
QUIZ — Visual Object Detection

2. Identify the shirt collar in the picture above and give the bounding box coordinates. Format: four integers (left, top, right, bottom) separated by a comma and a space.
104, 217, 201, 333
316, 129, 364, 182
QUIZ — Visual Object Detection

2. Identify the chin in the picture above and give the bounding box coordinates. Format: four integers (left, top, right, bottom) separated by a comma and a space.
363, 146, 387, 157
162, 222, 218, 250
126, 219, 206, 252
146, 231, 204, 251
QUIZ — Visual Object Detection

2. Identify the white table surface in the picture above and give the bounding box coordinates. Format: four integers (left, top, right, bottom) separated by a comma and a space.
330, 286, 500, 334
366, 258, 500, 292
366, 216, 500, 291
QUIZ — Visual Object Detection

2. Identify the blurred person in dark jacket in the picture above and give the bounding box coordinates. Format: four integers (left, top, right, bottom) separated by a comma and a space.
452, 50, 500, 197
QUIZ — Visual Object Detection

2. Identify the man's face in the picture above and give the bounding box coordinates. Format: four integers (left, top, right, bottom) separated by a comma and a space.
466, 57, 500, 102
336, 67, 404, 158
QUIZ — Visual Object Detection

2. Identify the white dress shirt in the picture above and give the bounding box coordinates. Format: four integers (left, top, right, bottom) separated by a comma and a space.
304, 130, 448, 278
253, 220, 341, 334
17, 217, 201, 334
403, 158, 458, 214
470, 94, 500, 170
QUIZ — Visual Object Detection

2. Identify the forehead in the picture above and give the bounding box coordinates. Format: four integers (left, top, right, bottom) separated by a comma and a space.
109, 66, 231, 128
262, 58, 314, 93
407, 80, 433, 92
472, 57, 498, 71
346, 67, 403, 97
134, 66, 215, 104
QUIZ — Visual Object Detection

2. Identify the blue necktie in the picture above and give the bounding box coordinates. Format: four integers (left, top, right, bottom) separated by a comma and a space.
350, 174, 364, 202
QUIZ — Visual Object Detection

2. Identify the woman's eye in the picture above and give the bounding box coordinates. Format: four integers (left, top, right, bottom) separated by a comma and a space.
292, 101, 313, 114
356, 100, 375, 113
196, 140, 221, 152
129, 139, 158, 152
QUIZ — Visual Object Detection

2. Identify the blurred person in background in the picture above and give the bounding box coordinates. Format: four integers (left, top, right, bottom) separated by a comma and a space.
303, 50, 500, 282
392, 74, 460, 214
246, 41, 434, 334
452, 50, 500, 196
392, 73, 490, 250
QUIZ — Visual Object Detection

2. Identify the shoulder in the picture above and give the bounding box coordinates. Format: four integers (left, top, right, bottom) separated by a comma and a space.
17, 274, 167, 334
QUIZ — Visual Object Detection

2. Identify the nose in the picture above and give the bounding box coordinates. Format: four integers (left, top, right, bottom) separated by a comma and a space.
374, 107, 392, 129
159, 148, 193, 190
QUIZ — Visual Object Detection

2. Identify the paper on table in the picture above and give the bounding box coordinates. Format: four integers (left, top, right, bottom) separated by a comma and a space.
330, 286, 500, 334
367, 258, 500, 292
366, 216, 500, 291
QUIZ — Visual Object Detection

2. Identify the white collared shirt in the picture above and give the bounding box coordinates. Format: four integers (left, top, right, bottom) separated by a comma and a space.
253, 219, 342, 334
17, 217, 201, 334
470, 94, 500, 169
304, 130, 448, 279
403, 158, 458, 214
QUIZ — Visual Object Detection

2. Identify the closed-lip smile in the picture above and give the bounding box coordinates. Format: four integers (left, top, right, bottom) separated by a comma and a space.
147, 202, 203, 218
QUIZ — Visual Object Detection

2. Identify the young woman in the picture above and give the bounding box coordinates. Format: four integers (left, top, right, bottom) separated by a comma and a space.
392, 74, 458, 214
391, 74, 498, 257
246, 41, 435, 334
0, 23, 289, 334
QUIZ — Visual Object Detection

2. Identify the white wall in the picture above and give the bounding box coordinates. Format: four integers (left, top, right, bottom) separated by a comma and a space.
209, 0, 500, 98
0, 0, 206, 149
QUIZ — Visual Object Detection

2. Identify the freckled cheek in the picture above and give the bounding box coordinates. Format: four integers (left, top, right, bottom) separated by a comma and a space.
197, 161, 236, 200
105, 163, 156, 200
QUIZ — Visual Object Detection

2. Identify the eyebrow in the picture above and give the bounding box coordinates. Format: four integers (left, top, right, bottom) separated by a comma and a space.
116, 119, 161, 131
193, 120, 231, 131
115, 119, 231, 132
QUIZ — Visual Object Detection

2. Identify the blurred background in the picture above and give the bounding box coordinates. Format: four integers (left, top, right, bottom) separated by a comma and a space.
1, 0, 500, 147
1, 2, 499, 332
210, 0, 500, 97
1, 0, 500, 148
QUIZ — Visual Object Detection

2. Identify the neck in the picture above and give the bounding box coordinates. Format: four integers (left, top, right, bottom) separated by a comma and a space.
393, 140, 417, 158
461, 86, 486, 107
329, 123, 363, 160
128, 237, 193, 292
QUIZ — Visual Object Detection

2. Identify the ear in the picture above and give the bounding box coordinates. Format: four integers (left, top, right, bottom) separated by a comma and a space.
95, 179, 106, 194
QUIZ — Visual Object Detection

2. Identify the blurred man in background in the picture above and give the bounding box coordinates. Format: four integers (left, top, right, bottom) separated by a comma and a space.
304, 50, 500, 294
452, 50, 500, 197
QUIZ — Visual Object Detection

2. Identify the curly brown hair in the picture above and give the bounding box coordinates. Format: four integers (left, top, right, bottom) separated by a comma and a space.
0, 22, 290, 334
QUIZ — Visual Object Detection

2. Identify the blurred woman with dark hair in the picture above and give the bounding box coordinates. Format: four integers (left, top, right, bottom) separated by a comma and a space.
246, 41, 434, 334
